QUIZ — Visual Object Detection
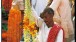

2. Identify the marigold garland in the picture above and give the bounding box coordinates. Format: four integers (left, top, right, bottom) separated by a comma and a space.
7, 8, 22, 42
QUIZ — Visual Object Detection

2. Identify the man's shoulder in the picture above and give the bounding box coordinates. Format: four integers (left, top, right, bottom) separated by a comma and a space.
54, 24, 63, 29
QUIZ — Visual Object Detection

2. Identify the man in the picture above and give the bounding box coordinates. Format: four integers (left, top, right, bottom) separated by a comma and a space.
32, 7, 64, 42
49, 0, 74, 40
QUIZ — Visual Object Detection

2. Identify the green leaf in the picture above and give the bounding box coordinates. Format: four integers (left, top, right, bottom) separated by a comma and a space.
2, 23, 8, 31
2, 6, 6, 14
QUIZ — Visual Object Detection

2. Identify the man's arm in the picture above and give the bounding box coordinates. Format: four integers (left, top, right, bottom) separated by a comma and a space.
49, 0, 61, 11
31, 7, 44, 28
56, 29, 63, 42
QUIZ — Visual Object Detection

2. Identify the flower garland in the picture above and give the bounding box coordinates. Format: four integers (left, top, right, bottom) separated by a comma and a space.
2, 0, 12, 11
7, 8, 22, 42
23, 0, 37, 42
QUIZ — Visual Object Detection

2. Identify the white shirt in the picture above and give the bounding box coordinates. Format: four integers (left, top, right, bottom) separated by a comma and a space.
31, 0, 48, 16
32, 7, 63, 42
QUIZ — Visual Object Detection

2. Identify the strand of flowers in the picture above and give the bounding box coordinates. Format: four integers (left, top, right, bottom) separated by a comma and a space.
7, 1, 22, 42
2, 0, 13, 11
23, 0, 37, 42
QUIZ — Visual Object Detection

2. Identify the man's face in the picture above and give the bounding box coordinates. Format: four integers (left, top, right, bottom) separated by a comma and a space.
43, 13, 54, 27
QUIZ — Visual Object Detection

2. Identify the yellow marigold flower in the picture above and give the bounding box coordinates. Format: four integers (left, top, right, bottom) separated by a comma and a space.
34, 30, 37, 33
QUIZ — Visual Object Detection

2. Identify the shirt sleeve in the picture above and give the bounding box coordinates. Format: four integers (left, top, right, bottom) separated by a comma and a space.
31, 0, 37, 8
49, 0, 61, 11
32, 7, 44, 28
56, 29, 63, 42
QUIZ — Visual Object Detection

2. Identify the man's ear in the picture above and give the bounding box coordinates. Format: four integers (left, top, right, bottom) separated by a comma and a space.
40, 13, 44, 18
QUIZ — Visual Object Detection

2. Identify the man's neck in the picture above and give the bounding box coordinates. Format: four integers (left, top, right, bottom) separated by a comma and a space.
48, 23, 54, 28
